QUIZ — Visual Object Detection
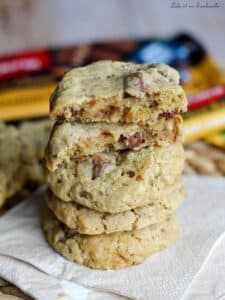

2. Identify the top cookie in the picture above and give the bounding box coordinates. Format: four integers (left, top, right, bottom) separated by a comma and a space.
50, 61, 187, 124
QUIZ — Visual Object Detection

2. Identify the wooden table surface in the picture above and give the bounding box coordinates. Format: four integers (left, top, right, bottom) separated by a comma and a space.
0, 0, 225, 61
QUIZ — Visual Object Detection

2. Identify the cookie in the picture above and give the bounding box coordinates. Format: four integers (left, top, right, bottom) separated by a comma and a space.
49, 61, 187, 124
0, 123, 25, 207
0, 284, 32, 300
46, 115, 183, 171
45, 142, 184, 213
43, 209, 180, 269
19, 119, 53, 184
46, 177, 185, 234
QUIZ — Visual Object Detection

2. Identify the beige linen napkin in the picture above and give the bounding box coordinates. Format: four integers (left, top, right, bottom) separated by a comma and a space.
0, 176, 225, 300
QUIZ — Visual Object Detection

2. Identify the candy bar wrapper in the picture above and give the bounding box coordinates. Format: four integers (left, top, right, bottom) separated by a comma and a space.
0, 33, 224, 144
205, 131, 225, 150
184, 86, 225, 143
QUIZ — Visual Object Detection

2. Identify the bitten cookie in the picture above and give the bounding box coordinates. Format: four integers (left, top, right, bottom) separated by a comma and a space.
45, 115, 183, 171
46, 177, 185, 234
50, 61, 187, 124
43, 209, 180, 270
45, 142, 185, 213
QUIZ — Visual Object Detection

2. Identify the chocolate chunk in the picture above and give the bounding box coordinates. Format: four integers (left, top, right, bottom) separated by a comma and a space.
127, 171, 135, 178
118, 134, 127, 143
127, 132, 145, 148
125, 72, 146, 98
158, 111, 178, 120
92, 155, 111, 180
118, 132, 144, 149
128, 72, 145, 92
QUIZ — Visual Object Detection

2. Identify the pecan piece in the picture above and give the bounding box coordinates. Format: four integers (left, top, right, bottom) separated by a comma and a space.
92, 155, 111, 180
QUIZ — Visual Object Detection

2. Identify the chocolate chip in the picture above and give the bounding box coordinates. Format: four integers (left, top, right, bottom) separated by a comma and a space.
125, 71, 145, 95
128, 72, 145, 92
127, 171, 135, 178
118, 132, 144, 149
56, 114, 66, 122
127, 132, 145, 148
118, 134, 127, 143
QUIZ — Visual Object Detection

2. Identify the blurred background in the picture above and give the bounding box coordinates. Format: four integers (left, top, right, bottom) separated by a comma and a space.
0, 1, 225, 298
0, 0, 225, 60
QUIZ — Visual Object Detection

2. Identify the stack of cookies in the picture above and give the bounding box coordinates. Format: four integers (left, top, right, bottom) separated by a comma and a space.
43, 61, 187, 270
